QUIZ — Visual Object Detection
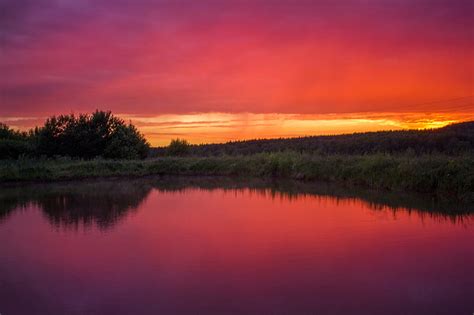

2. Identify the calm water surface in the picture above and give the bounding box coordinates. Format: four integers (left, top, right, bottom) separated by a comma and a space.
0, 178, 472, 315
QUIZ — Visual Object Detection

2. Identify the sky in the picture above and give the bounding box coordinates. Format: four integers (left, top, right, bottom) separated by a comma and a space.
1, 0, 473, 145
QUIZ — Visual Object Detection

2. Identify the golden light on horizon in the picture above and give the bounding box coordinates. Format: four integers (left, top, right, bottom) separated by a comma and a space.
118, 112, 473, 146
2, 112, 471, 146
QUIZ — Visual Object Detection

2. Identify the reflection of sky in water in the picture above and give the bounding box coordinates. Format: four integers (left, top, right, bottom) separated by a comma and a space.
0, 179, 472, 314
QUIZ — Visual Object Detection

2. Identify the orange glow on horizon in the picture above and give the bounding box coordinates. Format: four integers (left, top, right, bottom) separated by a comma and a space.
131, 112, 474, 146
3, 112, 472, 146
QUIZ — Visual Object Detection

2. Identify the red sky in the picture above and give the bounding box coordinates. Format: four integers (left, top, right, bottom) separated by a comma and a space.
1, 0, 473, 145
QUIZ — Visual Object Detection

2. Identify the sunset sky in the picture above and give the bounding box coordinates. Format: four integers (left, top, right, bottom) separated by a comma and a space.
1, 0, 473, 145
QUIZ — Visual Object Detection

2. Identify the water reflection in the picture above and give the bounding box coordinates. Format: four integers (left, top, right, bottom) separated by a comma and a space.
0, 176, 472, 230
0, 177, 472, 315
0, 181, 152, 230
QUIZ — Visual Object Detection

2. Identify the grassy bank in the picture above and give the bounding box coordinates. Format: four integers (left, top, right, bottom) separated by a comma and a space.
1, 152, 473, 202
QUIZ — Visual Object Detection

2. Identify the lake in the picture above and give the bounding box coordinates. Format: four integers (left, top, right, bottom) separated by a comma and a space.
0, 177, 472, 315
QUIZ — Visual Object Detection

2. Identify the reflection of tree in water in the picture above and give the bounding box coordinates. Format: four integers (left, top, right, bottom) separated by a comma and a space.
0, 176, 472, 230
0, 196, 28, 224
148, 177, 473, 224
40, 184, 152, 230
0, 181, 152, 230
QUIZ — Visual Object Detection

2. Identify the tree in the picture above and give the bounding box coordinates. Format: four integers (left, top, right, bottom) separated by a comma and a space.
35, 110, 150, 159
167, 138, 190, 156
0, 123, 31, 159
103, 124, 149, 159
0, 123, 27, 140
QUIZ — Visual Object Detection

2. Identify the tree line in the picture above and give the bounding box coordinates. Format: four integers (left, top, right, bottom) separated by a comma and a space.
151, 121, 474, 157
2, 113, 473, 160
0, 111, 149, 160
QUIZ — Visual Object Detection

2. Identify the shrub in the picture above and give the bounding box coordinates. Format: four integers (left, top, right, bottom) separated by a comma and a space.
167, 138, 190, 156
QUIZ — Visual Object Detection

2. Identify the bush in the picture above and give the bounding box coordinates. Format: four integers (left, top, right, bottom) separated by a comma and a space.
167, 138, 190, 156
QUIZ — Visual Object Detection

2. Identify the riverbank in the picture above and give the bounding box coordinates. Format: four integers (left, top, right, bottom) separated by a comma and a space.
1, 153, 473, 202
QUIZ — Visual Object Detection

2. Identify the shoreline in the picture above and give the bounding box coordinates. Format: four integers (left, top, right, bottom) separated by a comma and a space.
1, 175, 472, 216
1, 153, 473, 203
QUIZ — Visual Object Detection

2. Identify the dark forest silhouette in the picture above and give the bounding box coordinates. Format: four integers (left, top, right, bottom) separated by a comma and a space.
154, 121, 474, 157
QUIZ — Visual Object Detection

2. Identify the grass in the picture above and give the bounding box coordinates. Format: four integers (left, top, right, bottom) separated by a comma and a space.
1, 152, 473, 202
